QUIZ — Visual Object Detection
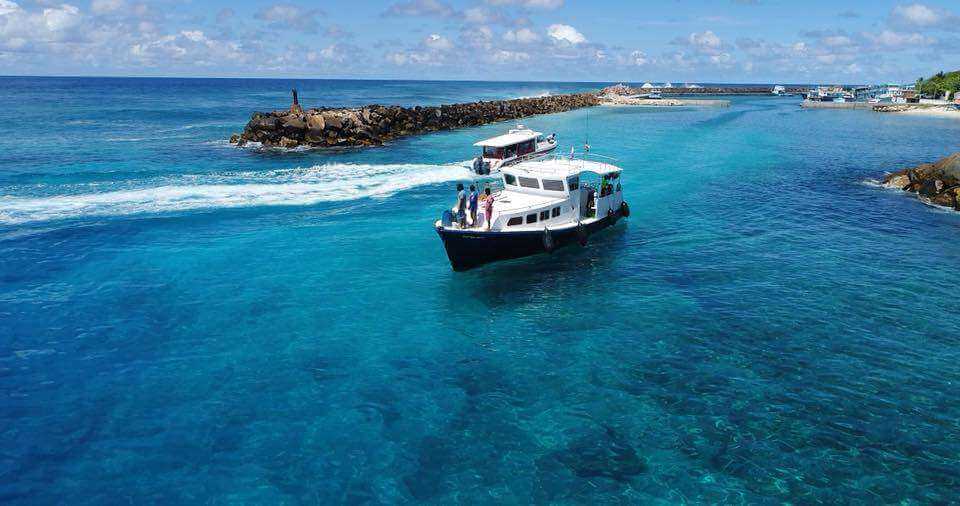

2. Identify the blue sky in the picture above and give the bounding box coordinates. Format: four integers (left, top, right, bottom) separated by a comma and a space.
1, 0, 958, 83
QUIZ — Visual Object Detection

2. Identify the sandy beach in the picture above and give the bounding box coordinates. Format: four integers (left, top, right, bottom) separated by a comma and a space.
898, 106, 960, 119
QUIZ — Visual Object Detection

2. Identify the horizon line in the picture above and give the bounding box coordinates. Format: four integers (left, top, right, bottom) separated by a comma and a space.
0, 74, 865, 86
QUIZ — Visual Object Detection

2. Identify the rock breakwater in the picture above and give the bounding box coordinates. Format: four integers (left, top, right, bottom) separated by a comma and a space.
231, 92, 599, 149
881, 152, 960, 211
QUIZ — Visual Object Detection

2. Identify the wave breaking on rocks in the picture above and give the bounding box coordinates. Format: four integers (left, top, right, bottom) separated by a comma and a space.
880, 152, 960, 211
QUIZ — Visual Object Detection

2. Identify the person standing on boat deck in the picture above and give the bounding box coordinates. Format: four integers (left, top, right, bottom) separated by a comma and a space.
468, 185, 479, 226
454, 183, 467, 227
482, 188, 494, 230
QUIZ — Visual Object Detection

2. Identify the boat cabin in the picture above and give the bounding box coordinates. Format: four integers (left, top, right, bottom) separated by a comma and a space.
465, 156, 623, 232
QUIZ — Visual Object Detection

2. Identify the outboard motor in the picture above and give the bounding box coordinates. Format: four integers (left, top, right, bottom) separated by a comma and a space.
472, 157, 483, 174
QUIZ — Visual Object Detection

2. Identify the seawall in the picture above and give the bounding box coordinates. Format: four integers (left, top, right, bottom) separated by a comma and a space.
232, 92, 599, 149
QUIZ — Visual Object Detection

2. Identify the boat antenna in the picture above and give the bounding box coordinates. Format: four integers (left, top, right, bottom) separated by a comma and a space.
584, 102, 591, 155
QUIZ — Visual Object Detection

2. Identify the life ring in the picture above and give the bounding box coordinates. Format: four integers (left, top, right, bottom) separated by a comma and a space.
577, 222, 589, 246
620, 201, 630, 217
542, 228, 555, 253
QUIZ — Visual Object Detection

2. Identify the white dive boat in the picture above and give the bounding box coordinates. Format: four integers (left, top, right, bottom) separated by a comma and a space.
470, 125, 557, 175
437, 154, 629, 271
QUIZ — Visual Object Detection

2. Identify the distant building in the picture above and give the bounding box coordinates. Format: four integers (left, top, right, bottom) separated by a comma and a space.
662, 82, 674, 88
684, 83, 701, 89
640, 82, 655, 89
772, 85, 786, 95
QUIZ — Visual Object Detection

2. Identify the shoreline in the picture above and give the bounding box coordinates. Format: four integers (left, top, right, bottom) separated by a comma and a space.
599, 96, 730, 107
896, 106, 960, 119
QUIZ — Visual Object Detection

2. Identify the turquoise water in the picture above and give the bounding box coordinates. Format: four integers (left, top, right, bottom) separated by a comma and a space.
2, 77, 960, 503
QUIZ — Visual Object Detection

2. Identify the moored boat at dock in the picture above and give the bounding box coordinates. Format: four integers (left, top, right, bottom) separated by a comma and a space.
437, 154, 629, 271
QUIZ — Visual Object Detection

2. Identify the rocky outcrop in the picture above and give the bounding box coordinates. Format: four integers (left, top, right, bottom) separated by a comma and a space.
882, 152, 960, 211
232, 92, 600, 149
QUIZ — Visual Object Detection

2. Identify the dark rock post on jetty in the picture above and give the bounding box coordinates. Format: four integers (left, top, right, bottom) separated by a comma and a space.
231, 89, 600, 149
882, 152, 960, 211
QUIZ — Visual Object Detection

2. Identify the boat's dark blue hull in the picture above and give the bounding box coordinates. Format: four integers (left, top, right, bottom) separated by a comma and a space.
436, 207, 626, 271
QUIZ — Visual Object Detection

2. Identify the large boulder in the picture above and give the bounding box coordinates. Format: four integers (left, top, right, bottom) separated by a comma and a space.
322, 112, 342, 130
306, 114, 325, 131
281, 114, 306, 130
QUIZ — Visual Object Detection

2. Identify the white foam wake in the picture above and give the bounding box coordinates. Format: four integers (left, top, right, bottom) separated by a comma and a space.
0, 161, 472, 225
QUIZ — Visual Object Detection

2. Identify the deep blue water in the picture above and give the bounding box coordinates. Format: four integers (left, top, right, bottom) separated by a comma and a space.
2, 77, 960, 504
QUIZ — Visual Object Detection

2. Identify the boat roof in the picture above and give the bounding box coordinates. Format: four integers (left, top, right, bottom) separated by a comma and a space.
505, 156, 622, 178
474, 129, 542, 148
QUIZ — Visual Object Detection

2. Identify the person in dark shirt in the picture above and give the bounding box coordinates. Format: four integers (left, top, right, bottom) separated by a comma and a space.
468, 185, 479, 225
454, 183, 467, 227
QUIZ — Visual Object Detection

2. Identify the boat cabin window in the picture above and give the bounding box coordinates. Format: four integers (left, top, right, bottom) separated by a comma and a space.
540, 210, 549, 221
507, 217, 522, 226
503, 174, 517, 186
567, 177, 579, 191
483, 146, 504, 159
518, 140, 535, 156
519, 177, 539, 189
526, 214, 537, 224
542, 179, 564, 191
505, 145, 517, 159
552, 207, 561, 218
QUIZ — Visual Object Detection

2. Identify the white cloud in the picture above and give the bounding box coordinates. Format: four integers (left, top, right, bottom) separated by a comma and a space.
306, 44, 351, 64
489, 49, 530, 63
255, 3, 323, 33
547, 23, 585, 44
889, 3, 959, 31
385, 50, 436, 66
0, 0, 21, 17
864, 30, 934, 48
91, 0, 124, 15
43, 4, 81, 33
384, 0, 456, 18
424, 33, 453, 50
822, 35, 852, 47
503, 27, 539, 44
629, 50, 649, 66
891, 3, 939, 26
180, 30, 206, 43
463, 7, 488, 23
688, 30, 722, 52
485, 0, 563, 9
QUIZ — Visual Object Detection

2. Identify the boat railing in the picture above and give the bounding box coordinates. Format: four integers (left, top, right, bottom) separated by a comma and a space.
512, 152, 620, 175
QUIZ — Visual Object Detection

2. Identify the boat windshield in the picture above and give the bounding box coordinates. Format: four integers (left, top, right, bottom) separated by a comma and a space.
483, 139, 537, 159
483, 146, 504, 159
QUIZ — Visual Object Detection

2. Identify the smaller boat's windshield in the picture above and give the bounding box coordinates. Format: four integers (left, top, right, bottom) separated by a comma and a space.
483, 146, 504, 159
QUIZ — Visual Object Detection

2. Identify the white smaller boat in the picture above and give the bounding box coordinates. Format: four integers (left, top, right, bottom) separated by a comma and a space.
471, 125, 557, 175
